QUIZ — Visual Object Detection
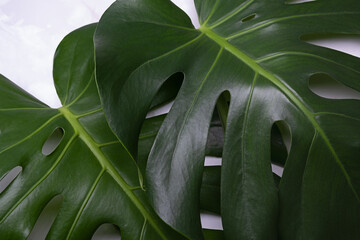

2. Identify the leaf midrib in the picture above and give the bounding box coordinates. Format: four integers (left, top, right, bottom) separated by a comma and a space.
58, 107, 169, 239
198, 25, 359, 202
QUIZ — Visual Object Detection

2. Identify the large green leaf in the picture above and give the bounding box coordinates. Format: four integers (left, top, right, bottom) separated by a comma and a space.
0, 24, 191, 239
95, 0, 360, 239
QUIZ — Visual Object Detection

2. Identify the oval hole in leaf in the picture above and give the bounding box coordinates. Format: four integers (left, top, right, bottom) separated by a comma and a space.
241, 13, 256, 23
309, 73, 360, 100
0, 166, 22, 194
147, 72, 184, 118
92, 223, 121, 240
285, 0, 316, 4
27, 195, 63, 240
42, 128, 64, 156
300, 33, 360, 58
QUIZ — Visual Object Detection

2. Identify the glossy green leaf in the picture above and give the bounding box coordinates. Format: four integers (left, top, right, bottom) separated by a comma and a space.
0, 24, 189, 239
200, 165, 283, 217
95, 0, 360, 239
205, 110, 224, 158
203, 229, 224, 240
139, 114, 224, 215
200, 166, 221, 215
140, 119, 223, 220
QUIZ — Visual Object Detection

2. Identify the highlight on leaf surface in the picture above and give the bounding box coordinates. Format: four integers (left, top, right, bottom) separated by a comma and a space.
0, 20, 229, 240
0, 24, 188, 240
94, 0, 360, 239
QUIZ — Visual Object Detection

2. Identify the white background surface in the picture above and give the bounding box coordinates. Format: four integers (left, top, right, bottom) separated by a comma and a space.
0, 0, 200, 108
1, 0, 359, 108
0, 0, 360, 239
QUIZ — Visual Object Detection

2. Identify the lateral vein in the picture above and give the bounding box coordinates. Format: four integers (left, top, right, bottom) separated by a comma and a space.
199, 26, 360, 202
0, 134, 77, 224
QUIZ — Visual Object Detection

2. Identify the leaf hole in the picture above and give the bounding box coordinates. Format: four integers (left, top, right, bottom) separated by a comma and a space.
42, 127, 64, 156
271, 164, 284, 181
0, 166, 22, 194
271, 121, 291, 164
200, 211, 223, 230
241, 13, 256, 23
270, 121, 291, 178
200, 93, 228, 218
285, 0, 316, 4
204, 91, 229, 166
205, 93, 227, 161
146, 101, 174, 119
92, 223, 121, 240
146, 72, 184, 118
309, 73, 360, 100
300, 33, 360, 58
28, 195, 63, 240
204, 156, 222, 166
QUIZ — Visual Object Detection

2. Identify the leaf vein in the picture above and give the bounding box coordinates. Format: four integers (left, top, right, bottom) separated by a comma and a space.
201, 0, 221, 26
313, 112, 360, 122
140, 219, 147, 240
139, 132, 158, 140
66, 168, 105, 240
59, 107, 170, 239
0, 112, 62, 155
207, 0, 255, 28
240, 73, 258, 193
0, 134, 77, 224
122, 21, 195, 31
98, 141, 119, 148
226, 12, 360, 39
64, 71, 95, 108
127, 33, 203, 85
75, 108, 103, 119
63, 37, 81, 104
169, 47, 223, 171
0, 107, 52, 111
200, 26, 360, 202
256, 51, 360, 75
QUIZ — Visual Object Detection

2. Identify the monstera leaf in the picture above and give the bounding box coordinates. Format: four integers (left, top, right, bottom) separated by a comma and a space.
95, 0, 360, 239
0, 24, 196, 239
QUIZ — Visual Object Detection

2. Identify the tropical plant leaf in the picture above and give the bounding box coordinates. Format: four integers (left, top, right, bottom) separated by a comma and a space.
202, 229, 224, 240
95, 0, 360, 239
139, 113, 224, 216
0, 24, 192, 239
200, 166, 221, 215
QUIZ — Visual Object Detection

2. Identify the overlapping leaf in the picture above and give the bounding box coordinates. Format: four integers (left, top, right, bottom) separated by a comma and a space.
0, 24, 191, 239
95, 0, 360, 239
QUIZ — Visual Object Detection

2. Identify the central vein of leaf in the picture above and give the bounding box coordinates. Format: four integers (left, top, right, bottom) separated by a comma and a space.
199, 25, 314, 119
199, 25, 359, 202
199, 25, 323, 134
59, 107, 132, 189
58, 107, 169, 239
